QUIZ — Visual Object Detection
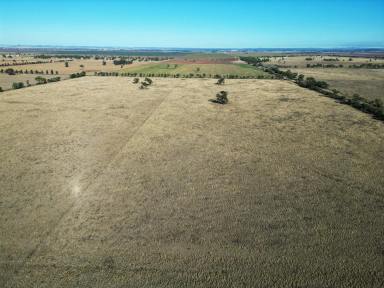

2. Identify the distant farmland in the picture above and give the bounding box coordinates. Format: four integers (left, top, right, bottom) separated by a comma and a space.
119, 63, 269, 77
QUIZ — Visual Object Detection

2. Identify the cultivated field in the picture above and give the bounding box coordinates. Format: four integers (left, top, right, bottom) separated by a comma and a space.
1, 77, 383, 287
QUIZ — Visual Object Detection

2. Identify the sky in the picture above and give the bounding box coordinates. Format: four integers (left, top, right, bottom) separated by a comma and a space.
0, 0, 383, 48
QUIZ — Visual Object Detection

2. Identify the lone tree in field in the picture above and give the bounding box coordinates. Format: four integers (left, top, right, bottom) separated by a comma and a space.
140, 81, 150, 89
133, 78, 139, 84
65, 62, 69, 67
216, 77, 225, 85
210, 91, 229, 104
144, 77, 153, 85
139, 78, 153, 89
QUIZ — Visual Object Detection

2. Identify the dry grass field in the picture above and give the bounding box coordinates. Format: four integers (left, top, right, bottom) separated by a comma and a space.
0, 74, 69, 90
1, 77, 383, 287
288, 68, 384, 101
267, 55, 384, 68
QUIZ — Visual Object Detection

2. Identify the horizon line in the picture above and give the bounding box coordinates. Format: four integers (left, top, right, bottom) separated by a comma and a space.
1, 45, 384, 50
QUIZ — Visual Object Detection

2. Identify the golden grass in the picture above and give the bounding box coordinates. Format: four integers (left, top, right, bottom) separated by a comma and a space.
289, 67, 384, 101
268, 55, 384, 68
0, 77, 383, 287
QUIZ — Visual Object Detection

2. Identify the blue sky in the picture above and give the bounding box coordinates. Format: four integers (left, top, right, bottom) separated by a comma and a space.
0, 0, 383, 48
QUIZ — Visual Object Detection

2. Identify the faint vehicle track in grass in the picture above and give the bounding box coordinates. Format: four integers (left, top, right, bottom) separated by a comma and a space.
3, 84, 170, 286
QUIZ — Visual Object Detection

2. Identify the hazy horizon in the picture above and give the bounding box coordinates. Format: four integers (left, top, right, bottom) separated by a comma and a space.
1, 44, 383, 52
1, 0, 383, 48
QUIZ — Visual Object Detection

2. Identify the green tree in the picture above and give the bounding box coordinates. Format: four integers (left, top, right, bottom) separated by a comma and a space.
140, 81, 150, 89
210, 91, 229, 104
297, 74, 304, 82
12, 82, 24, 89
216, 77, 225, 85
144, 77, 153, 85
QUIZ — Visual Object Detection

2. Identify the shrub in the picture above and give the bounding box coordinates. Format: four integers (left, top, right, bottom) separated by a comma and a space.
297, 76, 329, 90
5, 68, 15, 75
12, 82, 24, 89
70, 71, 86, 79
0, 87, 3, 92
35, 76, 47, 84
372, 99, 383, 109
133, 78, 139, 84
47, 77, 61, 82
210, 91, 229, 104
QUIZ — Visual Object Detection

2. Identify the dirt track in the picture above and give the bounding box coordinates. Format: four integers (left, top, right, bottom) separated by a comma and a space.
1, 77, 383, 287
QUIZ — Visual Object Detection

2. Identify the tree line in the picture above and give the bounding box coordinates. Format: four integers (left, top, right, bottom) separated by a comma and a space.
0, 68, 59, 75
0, 61, 51, 67
239, 56, 270, 66
94, 71, 267, 79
